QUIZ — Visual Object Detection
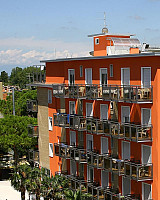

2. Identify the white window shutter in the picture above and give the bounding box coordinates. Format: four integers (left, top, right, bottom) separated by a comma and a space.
122, 68, 130, 86
142, 68, 151, 88
48, 117, 53, 131
86, 103, 93, 117
100, 104, 108, 120
142, 109, 151, 125
49, 143, 53, 157
101, 137, 108, 154
121, 106, 130, 123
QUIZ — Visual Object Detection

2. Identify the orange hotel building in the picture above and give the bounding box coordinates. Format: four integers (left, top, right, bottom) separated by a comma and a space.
29, 29, 160, 200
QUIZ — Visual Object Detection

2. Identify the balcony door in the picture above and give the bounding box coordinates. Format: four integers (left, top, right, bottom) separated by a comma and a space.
87, 165, 94, 182
142, 183, 152, 200
142, 145, 151, 164
122, 177, 131, 196
100, 104, 108, 120
100, 68, 107, 85
70, 131, 76, 146
85, 68, 92, 85
86, 134, 93, 151
141, 108, 151, 125
122, 141, 130, 160
141, 67, 151, 88
68, 69, 75, 85
101, 170, 109, 188
86, 103, 93, 117
69, 101, 75, 115
70, 160, 77, 176
101, 137, 108, 154
121, 68, 130, 86
121, 106, 130, 123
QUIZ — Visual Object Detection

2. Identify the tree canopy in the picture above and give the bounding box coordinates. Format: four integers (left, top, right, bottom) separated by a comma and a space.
0, 89, 37, 116
0, 115, 37, 162
0, 71, 8, 84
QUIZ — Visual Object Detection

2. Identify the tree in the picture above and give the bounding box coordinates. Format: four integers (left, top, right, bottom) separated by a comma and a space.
0, 71, 8, 84
0, 89, 37, 116
11, 163, 31, 200
0, 115, 37, 166
65, 190, 92, 200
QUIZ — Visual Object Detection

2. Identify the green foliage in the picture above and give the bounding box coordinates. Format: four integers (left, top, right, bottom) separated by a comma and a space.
10, 66, 42, 88
0, 89, 37, 116
0, 115, 37, 157
0, 71, 8, 84
65, 189, 92, 200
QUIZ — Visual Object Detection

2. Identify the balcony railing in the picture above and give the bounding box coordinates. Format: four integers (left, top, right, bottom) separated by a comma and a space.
52, 84, 153, 103
29, 150, 39, 163
28, 125, 39, 137
55, 171, 140, 200
124, 161, 153, 181
53, 113, 152, 143
27, 100, 38, 112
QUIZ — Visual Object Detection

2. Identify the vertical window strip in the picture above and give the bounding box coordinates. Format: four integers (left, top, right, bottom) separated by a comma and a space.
80, 65, 83, 77
110, 64, 113, 77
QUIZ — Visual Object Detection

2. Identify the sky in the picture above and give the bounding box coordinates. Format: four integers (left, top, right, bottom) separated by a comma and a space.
0, 0, 160, 74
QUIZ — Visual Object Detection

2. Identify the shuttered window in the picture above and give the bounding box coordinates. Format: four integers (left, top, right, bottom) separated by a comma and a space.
101, 137, 108, 154
142, 108, 151, 125
100, 104, 108, 120
121, 68, 130, 86
87, 166, 94, 182
121, 106, 130, 123
86, 103, 93, 117
141, 67, 151, 88
48, 90, 52, 104
85, 68, 92, 85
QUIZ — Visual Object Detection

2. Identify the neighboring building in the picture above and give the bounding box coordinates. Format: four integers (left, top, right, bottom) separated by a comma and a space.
0, 82, 3, 100
29, 28, 160, 200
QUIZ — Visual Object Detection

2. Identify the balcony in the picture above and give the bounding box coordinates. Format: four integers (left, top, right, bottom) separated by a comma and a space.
27, 100, 38, 112
52, 84, 153, 103
54, 143, 71, 159
53, 113, 152, 143
124, 161, 153, 181
29, 150, 39, 163
28, 125, 39, 137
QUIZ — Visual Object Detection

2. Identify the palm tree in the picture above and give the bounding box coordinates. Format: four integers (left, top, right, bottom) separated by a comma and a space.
11, 163, 31, 200
65, 189, 92, 200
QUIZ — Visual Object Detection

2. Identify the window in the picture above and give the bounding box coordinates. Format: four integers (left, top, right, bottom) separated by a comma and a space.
142, 145, 151, 164
101, 170, 109, 188
86, 134, 93, 151
70, 131, 76, 146
69, 101, 75, 115
101, 137, 108, 154
100, 104, 108, 120
87, 166, 94, 182
70, 160, 77, 176
110, 64, 113, 77
100, 68, 107, 85
86, 103, 93, 117
121, 106, 130, 123
68, 69, 75, 85
141, 67, 151, 88
85, 68, 92, 85
48, 89, 52, 104
122, 141, 130, 160
122, 177, 131, 196
49, 143, 53, 157
48, 117, 53, 131
142, 183, 152, 200
121, 68, 130, 86
95, 38, 99, 44
80, 65, 83, 77
141, 108, 151, 125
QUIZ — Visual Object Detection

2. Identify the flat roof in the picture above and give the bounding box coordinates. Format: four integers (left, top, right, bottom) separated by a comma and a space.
88, 33, 135, 37
40, 52, 160, 63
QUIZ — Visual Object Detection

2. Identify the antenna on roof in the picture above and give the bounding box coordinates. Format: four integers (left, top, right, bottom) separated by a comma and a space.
102, 12, 108, 34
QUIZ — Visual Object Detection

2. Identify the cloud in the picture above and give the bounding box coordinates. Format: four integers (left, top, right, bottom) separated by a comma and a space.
129, 15, 145, 20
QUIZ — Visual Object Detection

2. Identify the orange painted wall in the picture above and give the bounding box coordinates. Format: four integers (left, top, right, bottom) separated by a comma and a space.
46, 55, 160, 199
